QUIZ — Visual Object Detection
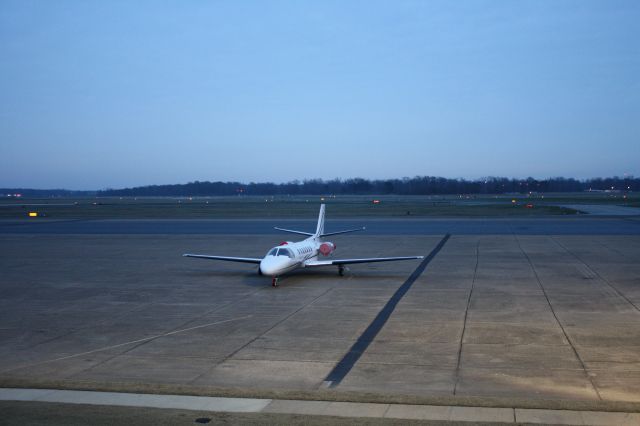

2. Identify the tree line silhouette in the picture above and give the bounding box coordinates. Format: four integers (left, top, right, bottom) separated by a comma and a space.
92, 176, 638, 197
2, 176, 636, 198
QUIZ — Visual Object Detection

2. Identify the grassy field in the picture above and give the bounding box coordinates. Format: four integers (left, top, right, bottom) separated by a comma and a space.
0, 194, 592, 219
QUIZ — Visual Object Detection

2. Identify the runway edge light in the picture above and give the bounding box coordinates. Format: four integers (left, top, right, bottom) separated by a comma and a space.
28, 212, 38, 217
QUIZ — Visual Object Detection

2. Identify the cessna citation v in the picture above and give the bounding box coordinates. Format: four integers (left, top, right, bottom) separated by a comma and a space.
184, 204, 424, 287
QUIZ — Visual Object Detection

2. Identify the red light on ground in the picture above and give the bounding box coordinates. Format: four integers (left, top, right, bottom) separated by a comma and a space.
526, 203, 534, 208
372, 200, 380, 204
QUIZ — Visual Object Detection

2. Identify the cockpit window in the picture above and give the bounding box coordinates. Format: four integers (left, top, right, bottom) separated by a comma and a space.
267, 247, 293, 258
277, 248, 293, 258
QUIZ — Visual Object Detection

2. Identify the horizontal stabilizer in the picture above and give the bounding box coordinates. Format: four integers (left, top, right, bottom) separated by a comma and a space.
183, 254, 262, 264
274, 227, 314, 236
320, 227, 366, 237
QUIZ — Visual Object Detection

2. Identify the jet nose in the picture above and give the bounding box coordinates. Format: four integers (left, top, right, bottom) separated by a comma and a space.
260, 257, 281, 276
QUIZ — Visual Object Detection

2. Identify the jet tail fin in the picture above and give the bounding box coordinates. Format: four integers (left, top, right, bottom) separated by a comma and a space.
314, 204, 365, 237
314, 204, 326, 237
274, 204, 326, 237
277, 204, 365, 239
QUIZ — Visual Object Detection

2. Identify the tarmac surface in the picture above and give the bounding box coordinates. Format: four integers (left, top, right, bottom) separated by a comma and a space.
1, 223, 640, 406
561, 204, 640, 216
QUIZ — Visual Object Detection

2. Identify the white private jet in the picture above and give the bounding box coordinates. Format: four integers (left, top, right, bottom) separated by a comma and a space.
184, 204, 424, 287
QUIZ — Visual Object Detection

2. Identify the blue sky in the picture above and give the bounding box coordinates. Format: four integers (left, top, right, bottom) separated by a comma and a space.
1, 1, 639, 189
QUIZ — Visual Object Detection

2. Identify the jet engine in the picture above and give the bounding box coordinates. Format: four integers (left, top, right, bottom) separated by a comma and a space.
319, 242, 336, 256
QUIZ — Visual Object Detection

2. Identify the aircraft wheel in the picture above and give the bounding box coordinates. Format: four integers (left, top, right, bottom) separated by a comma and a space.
338, 265, 345, 276
272, 277, 278, 287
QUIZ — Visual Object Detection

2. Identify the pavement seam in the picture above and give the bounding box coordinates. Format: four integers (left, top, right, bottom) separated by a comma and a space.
0, 300, 165, 375
551, 236, 640, 313
381, 403, 392, 418
354, 361, 589, 371
19, 301, 156, 352
187, 285, 335, 385
2, 274, 271, 376
595, 238, 634, 261
515, 235, 603, 401
453, 237, 480, 395
1, 316, 254, 375
74, 315, 248, 375
70, 279, 274, 375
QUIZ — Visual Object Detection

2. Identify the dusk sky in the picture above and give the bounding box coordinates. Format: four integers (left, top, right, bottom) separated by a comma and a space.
1, 1, 639, 190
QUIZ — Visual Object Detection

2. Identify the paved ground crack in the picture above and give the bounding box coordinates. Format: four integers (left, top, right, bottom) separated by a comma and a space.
453, 237, 480, 395
515, 235, 602, 401
551, 236, 640, 313
187, 285, 335, 384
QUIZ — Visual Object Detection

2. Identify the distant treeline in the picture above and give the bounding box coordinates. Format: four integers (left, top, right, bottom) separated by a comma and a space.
0, 188, 96, 197
94, 176, 638, 197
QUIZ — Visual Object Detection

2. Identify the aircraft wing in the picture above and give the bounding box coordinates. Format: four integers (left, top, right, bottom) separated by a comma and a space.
304, 256, 423, 267
183, 254, 262, 264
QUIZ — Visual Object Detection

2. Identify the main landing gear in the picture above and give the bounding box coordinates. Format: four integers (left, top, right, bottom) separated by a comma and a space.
272, 277, 279, 287
338, 265, 345, 276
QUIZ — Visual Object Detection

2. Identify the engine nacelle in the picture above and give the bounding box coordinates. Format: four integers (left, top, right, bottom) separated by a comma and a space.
319, 242, 336, 256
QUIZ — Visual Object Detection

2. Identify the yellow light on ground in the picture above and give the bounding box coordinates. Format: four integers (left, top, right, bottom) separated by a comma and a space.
28, 212, 38, 217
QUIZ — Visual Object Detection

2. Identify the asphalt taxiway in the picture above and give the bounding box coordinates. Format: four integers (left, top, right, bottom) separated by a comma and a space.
1, 218, 639, 423
1, 216, 640, 235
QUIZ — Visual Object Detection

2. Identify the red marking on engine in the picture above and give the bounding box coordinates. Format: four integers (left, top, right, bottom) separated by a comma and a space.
319, 242, 335, 256
279, 241, 288, 245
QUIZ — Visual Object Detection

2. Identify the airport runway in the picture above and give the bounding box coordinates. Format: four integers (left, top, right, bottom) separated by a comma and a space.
1, 228, 640, 407
561, 204, 640, 216
1, 216, 640, 235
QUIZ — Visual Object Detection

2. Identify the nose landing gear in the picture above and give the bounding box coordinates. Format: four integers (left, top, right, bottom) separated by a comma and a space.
338, 265, 345, 276
272, 277, 279, 287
